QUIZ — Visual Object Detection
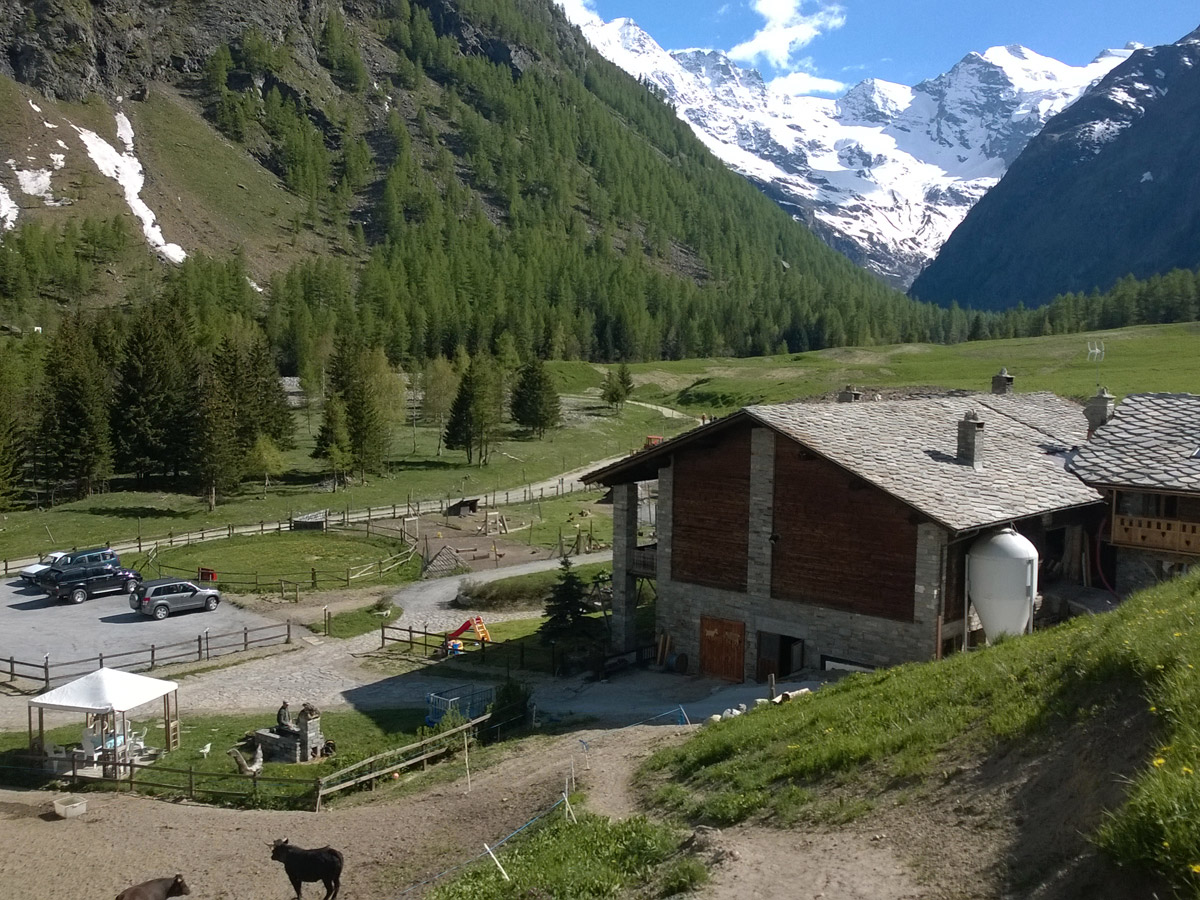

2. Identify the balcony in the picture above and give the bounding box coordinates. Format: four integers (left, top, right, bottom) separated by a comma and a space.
629, 545, 657, 578
1112, 515, 1200, 555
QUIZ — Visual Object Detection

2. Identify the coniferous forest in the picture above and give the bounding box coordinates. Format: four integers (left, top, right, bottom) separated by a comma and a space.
0, 0, 1197, 509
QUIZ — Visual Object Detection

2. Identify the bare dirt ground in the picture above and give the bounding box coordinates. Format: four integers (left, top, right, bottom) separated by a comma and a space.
0, 695, 1169, 900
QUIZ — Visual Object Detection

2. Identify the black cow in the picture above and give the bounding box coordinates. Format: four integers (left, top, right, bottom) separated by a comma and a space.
115, 875, 190, 900
271, 838, 343, 900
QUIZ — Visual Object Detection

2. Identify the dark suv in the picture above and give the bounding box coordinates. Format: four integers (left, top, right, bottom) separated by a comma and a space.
130, 579, 221, 619
45, 562, 142, 604
34, 548, 118, 589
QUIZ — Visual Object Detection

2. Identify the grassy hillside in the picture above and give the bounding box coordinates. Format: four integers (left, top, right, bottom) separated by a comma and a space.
618, 322, 1200, 413
643, 570, 1200, 895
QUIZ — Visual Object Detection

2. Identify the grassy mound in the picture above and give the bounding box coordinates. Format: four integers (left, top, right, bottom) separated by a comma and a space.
644, 570, 1200, 892
428, 810, 702, 900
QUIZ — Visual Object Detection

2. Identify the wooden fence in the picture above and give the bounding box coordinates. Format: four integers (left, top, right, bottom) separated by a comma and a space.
315, 714, 489, 810
3, 621, 293, 688
1, 481, 590, 576
149, 546, 419, 597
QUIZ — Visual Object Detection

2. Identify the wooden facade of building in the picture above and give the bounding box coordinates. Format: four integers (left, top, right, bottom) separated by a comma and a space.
592, 389, 1104, 683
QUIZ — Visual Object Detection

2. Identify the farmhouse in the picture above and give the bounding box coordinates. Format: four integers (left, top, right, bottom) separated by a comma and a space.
589, 379, 1105, 682
1070, 392, 1200, 594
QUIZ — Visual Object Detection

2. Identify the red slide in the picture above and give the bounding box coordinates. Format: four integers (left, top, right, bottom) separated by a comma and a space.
447, 620, 474, 640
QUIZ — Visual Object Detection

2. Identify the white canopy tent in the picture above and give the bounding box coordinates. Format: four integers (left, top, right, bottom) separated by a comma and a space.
28, 668, 181, 769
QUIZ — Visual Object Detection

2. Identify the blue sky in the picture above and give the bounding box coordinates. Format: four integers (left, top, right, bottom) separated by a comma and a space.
558, 0, 1199, 93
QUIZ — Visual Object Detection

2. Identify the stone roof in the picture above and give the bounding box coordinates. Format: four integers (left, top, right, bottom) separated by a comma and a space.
747, 392, 1102, 533
1068, 393, 1200, 492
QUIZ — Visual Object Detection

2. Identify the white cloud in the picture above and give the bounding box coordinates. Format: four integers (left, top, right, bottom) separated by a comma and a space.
770, 70, 847, 95
555, 0, 602, 28
729, 0, 845, 70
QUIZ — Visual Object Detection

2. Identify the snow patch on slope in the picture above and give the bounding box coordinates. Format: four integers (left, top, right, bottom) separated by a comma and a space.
0, 183, 17, 230
70, 113, 187, 264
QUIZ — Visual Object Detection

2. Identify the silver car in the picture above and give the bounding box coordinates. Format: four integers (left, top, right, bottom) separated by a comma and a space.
130, 578, 220, 619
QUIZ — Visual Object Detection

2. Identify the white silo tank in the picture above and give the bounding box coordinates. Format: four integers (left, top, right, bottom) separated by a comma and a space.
967, 528, 1039, 639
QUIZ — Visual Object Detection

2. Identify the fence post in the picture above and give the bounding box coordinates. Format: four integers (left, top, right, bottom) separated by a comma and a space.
256, 571, 260, 591
311, 568, 317, 589
197, 635, 203, 662
380, 622, 386, 650
150, 645, 155, 670
43, 654, 49, 690
205, 629, 210, 660
8, 656, 13, 682
243, 627, 249, 652
98, 652, 103, 669
286, 619, 292, 644
260, 520, 264, 535
2, 560, 5, 576
169, 531, 174, 547
188, 766, 194, 800
345, 568, 350, 587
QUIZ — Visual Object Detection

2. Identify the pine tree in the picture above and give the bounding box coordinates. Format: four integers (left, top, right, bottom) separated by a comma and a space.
312, 396, 351, 488
510, 357, 560, 438
600, 369, 626, 410
540, 558, 590, 645
444, 364, 478, 465
38, 318, 113, 499
616, 362, 634, 399
192, 359, 241, 511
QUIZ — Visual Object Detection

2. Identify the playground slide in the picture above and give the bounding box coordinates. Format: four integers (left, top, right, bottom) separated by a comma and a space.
447, 620, 474, 640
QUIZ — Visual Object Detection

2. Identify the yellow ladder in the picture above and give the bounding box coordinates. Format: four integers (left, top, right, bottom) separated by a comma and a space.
472, 615, 491, 642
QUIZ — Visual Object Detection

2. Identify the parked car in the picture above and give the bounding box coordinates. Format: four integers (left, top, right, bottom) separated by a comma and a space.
45, 563, 142, 604
130, 579, 220, 619
19, 550, 67, 583
34, 548, 118, 589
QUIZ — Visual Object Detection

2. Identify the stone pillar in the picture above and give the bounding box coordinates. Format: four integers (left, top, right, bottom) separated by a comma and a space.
747, 428, 776, 601
611, 482, 640, 652
298, 712, 323, 762
913, 524, 946, 657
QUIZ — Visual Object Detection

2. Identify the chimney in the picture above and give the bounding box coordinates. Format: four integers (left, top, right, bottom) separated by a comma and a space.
1084, 387, 1115, 438
991, 367, 1014, 395
837, 384, 862, 403
957, 410, 984, 469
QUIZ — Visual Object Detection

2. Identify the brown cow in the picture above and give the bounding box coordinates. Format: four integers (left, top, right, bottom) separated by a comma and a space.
115, 875, 190, 900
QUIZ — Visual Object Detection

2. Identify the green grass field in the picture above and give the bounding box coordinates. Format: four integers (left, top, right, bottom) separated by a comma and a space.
620, 322, 1200, 413
0, 401, 679, 562
131, 532, 421, 595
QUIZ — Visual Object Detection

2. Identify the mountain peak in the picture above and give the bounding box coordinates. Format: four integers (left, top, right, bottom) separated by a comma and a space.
577, 12, 1146, 289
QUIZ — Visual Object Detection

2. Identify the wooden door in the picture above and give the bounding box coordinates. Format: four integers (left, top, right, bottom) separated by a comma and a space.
700, 616, 745, 682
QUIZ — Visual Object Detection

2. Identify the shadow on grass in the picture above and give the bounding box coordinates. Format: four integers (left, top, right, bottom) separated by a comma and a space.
82, 505, 194, 520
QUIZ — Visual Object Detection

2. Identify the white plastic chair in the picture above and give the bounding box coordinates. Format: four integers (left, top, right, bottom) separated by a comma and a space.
129, 728, 148, 754
198, 742, 212, 759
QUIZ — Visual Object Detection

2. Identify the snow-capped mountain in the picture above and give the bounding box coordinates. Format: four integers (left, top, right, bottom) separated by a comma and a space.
910, 27, 1200, 309
580, 17, 1134, 288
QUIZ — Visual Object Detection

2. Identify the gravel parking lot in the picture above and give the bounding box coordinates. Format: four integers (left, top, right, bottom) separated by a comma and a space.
0, 576, 279, 671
